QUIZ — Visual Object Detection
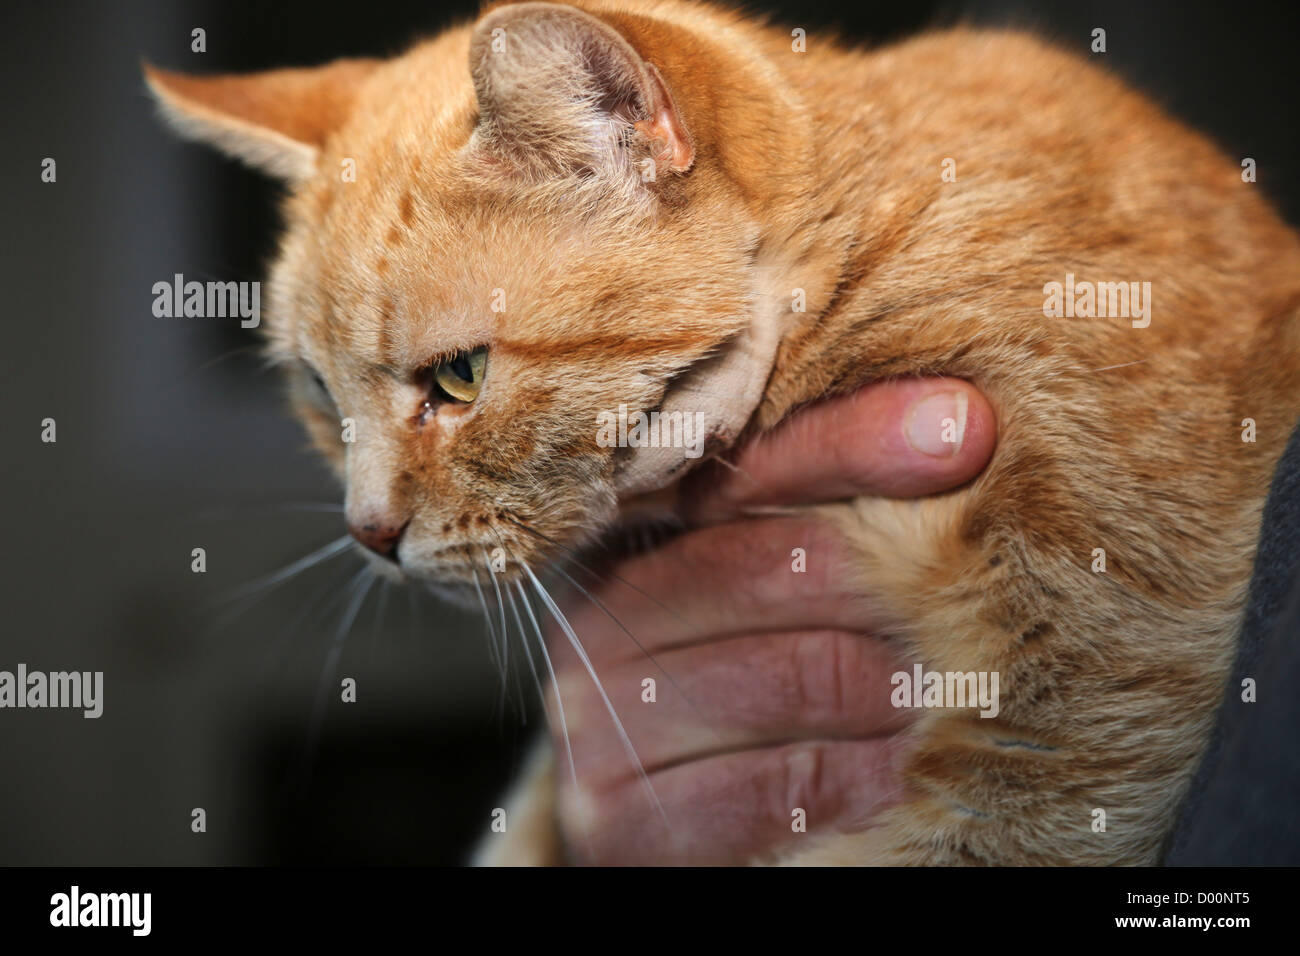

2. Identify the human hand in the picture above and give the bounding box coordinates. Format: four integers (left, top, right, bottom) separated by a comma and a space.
543, 378, 997, 864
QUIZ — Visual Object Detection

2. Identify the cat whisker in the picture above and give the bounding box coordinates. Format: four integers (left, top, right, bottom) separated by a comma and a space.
255, 556, 361, 685
207, 534, 358, 641
298, 565, 376, 795
504, 577, 543, 729
196, 500, 345, 520
508, 576, 597, 857
482, 549, 510, 674
483, 546, 527, 719
500, 513, 689, 628
709, 453, 760, 486
520, 558, 668, 827
190, 343, 265, 376
219, 534, 355, 606
470, 558, 510, 722
500, 512, 713, 733
486, 532, 534, 719
510, 580, 577, 789
468, 561, 504, 676
268, 501, 345, 513
542, 559, 711, 734
407, 577, 425, 654
368, 577, 392, 659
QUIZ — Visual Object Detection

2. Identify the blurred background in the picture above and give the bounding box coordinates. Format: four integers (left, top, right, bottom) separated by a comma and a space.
2, 0, 1297, 864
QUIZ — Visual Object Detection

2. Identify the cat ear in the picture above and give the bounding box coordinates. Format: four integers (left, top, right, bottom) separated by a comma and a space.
468, 2, 694, 179
143, 59, 379, 182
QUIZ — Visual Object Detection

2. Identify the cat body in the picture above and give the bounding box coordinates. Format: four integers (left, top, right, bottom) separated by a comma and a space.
147, 0, 1300, 864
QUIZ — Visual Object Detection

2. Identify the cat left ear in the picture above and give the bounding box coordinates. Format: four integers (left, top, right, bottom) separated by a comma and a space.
468, 2, 694, 179
143, 58, 379, 182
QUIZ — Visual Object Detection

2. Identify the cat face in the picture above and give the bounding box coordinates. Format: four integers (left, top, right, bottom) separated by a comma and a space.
271, 162, 754, 590
147, 3, 783, 595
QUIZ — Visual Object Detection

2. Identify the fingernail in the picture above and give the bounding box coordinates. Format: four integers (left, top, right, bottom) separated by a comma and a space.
905, 391, 967, 457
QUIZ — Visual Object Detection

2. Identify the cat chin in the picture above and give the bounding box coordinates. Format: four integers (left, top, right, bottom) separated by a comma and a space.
354, 550, 489, 607
417, 579, 489, 610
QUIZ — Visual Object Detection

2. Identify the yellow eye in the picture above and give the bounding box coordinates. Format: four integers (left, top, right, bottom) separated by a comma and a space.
434, 347, 487, 403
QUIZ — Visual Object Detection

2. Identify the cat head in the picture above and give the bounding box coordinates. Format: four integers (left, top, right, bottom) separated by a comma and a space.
146, 1, 794, 595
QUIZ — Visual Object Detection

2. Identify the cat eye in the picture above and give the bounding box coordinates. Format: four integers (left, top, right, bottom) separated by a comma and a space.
433, 346, 488, 403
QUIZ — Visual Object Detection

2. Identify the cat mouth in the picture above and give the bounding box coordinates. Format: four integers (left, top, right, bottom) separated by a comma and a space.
383, 515, 578, 592
377, 499, 679, 610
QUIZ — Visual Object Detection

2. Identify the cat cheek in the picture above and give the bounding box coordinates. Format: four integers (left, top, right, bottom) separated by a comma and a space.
294, 408, 347, 476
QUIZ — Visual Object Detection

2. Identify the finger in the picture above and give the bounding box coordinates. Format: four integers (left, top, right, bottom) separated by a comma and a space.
681, 377, 996, 525
562, 735, 914, 865
551, 517, 883, 665
548, 629, 913, 788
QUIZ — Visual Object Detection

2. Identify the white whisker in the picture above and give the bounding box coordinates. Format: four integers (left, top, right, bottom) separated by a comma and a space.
483, 548, 526, 716
197, 500, 345, 521
368, 578, 392, 659
470, 561, 509, 720
545, 560, 713, 737
502, 514, 689, 625
222, 534, 355, 605
470, 563, 506, 677
505, 579, 544, 722
512, 578, 593, 858
520, 559, 668, 826
255, 558, 358, 684
301, 566, 376, 791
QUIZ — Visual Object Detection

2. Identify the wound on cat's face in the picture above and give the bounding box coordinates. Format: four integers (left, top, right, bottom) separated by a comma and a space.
144, 3, 778, 595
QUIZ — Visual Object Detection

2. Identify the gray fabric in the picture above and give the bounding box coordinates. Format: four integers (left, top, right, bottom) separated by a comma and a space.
1165, 419, 1300, 864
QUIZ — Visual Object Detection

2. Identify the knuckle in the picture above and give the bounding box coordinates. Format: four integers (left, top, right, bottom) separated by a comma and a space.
776, 743, 827, 826
788, 630, 858, 726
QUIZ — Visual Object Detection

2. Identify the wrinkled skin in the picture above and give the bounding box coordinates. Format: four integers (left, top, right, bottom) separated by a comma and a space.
543, 378, 997, 864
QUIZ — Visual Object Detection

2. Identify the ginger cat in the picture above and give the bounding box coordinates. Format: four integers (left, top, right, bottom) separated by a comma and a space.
146, 0, 1300, 865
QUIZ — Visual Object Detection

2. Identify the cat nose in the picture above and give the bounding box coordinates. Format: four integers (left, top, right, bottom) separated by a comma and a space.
348, 519, 409, 562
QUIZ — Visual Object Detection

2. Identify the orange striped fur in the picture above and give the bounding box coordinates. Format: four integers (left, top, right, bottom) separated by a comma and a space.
147, 1, 1300, 864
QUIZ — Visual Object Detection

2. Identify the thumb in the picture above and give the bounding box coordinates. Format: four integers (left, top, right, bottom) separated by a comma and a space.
679, 378, 997, 525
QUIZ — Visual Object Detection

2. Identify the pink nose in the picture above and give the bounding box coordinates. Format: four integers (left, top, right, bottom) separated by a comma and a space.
348, 520, 408, 562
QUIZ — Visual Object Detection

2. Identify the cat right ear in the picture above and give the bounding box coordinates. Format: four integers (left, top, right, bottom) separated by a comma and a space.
468, 2, 695, 181
143, 59, 379, 182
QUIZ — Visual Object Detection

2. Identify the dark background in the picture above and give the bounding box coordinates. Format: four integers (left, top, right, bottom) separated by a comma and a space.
2, 0, 1297, 864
